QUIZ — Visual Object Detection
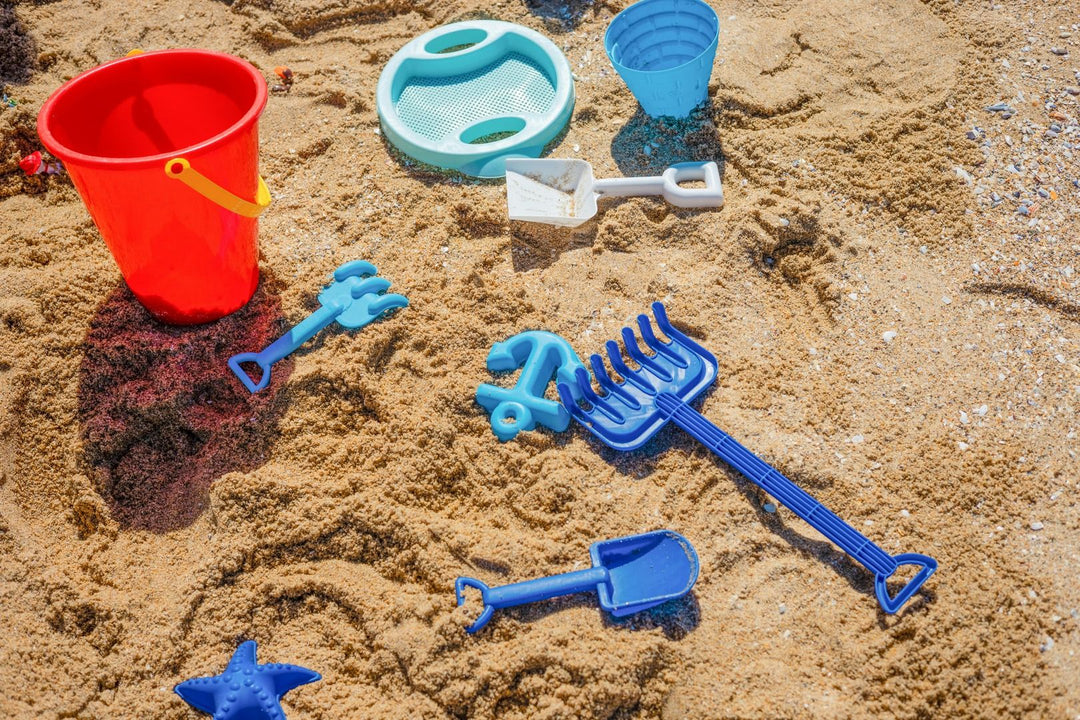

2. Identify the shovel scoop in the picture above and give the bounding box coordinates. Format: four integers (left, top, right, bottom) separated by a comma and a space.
505, 158, 723, 227
455, 529, 699, 633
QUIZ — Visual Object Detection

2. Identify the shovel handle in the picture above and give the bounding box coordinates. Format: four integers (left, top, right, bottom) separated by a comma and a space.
592, 161, 723, 209
655, 392, 936, 614
456, 566, 608, 633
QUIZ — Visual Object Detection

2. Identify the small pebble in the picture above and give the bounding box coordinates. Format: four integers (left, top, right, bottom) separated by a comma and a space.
1041, 636, 1054, 652
975, 404, 989, 416
1065, 86, 1080, 96
643, 145, 652, 156
882, 330, 897, 342
1050, 47, 1068, 55
900, 509, 910, 518
1030, 521, 1044, 531
778, 603, 787, 615
763, 502, 777, 513
957, 441, 970, 451
850, 434, 864, 444
942, 295, 952, 304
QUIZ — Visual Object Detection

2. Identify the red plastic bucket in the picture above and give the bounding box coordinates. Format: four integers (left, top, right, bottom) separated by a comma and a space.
38, 49, 270, 325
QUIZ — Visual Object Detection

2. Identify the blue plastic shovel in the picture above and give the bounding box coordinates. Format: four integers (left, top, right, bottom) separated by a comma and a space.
455, 529, 699, 633
556, 303, 937, 614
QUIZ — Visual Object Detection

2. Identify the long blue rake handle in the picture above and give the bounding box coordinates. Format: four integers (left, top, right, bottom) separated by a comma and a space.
652, 392, 936, 613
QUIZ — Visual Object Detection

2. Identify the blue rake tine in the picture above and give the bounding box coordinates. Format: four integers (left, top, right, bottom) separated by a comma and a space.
559, 367, 607, 424
652, 302, 713, 360
606, 341, 656, 395
637, 314, 687, 367
349, 276, 392, 298
575, 371, 626, 423
621, 327, 673, 382
590, 354, 640, 409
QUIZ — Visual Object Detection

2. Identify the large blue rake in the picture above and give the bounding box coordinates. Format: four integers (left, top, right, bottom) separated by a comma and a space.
556, 302, 937, 614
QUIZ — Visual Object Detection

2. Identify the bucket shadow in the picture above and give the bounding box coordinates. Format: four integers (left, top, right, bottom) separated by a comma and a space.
610, 102, 725, 178
77, 275, 293, 533
0, 4, 37, 85
524, 0, 596, 30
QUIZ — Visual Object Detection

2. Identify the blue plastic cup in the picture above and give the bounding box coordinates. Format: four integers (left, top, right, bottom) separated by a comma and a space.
604, 0, 719, 118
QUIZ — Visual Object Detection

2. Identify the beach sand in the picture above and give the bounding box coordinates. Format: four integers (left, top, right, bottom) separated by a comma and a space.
1, 0, 1078, 717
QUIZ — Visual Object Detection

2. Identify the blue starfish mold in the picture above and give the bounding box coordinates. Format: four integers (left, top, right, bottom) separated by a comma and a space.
476, 330, 585, 441
174, 641, 320, 720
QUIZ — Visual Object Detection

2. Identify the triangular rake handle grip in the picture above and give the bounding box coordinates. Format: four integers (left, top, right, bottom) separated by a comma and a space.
227, 304, 342, 393
656, 392, 936, 614
455, 577, 496, 633
227, 353, 272, 393
875, 553, 937, 614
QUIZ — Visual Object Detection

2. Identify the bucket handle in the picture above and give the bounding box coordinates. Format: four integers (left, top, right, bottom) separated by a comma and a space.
165, 157, 271, 218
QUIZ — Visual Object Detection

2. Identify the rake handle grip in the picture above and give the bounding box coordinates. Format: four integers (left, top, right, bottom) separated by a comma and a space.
657, 393, 935, 613
227, 303, 342, 393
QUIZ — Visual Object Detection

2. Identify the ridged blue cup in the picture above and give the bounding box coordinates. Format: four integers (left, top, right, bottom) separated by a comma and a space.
604, 0, 719, 118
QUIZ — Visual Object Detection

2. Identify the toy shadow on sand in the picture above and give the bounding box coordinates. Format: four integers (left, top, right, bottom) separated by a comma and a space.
610, 102, 725, 179
577, 423, 934, 614
523, 0, 596, 30
76, 274, 292, 533
495, 589, 701, 639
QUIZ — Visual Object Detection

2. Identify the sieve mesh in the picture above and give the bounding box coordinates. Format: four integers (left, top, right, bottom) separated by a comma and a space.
395, 53, 556, 142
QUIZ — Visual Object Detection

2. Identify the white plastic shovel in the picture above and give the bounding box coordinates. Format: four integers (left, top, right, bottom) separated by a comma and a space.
505, 158, 723, 227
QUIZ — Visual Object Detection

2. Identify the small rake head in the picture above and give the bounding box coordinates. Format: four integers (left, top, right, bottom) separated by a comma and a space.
557, 302, 718, 450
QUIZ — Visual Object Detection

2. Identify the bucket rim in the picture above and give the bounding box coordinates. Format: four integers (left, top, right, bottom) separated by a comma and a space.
37, 48, 268, 168
604, 0, 720, 76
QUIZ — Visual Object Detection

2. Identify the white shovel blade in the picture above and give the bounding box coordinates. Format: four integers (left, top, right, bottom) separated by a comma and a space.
505, 158, 598, 227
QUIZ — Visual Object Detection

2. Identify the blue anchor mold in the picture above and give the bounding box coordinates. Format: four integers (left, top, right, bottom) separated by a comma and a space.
228, 260, 408, 393
476, 331, 585, 441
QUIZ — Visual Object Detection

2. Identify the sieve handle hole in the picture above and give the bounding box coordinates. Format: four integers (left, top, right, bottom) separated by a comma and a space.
425, 28, 488, 54
460, 116, 527, 145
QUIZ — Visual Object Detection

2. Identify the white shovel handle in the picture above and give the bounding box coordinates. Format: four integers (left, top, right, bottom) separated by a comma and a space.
593, 161, 723, 209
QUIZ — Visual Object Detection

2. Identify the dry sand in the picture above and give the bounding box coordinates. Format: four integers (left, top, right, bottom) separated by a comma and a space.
1, 0, 1078, 717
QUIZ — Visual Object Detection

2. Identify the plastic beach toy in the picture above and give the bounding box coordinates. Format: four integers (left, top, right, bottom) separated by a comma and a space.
174, 640, 320, 720
456, 529, 699, 633
228, 260, 408, 393
476, 330, 586, 441
37, 49, 271, 324
557, 303, 938, 614
506, 158, 723, 227
605, 0, 720, 118
376, 21, 575, 178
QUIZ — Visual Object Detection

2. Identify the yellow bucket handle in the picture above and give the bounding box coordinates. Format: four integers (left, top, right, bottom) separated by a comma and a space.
164, 158, 271, 218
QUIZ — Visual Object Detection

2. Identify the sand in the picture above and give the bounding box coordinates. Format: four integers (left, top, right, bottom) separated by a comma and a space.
1, 0, 1078, 717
